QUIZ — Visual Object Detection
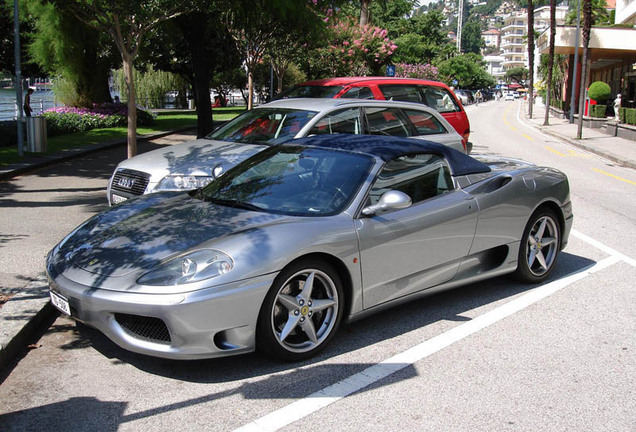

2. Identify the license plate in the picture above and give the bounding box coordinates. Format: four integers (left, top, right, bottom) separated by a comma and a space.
50, 291, 71, 315
112, 194, 128, 204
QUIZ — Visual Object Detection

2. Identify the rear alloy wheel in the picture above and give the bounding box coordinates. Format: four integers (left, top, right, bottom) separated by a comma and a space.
257, 260, 344, 361
514, 208, 561, 283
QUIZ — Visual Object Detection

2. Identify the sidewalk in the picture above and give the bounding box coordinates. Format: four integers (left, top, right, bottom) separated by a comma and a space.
521, 102, 636, 170
1, 116, 635, 371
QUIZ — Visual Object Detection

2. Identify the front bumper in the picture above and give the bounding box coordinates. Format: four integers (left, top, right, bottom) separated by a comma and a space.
47, 268, 276, 360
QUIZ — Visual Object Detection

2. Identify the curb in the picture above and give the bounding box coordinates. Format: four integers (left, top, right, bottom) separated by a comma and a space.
0, 125, 196, 372
535, 126, 636, 170
0, 276, 58, 372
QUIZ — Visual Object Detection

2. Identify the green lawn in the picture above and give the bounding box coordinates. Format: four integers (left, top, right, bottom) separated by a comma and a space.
0, 108, 244, 167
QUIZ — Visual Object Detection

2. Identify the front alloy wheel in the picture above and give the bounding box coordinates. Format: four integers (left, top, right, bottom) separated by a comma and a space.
257, 260, 344, 361
514, 208, 561, 283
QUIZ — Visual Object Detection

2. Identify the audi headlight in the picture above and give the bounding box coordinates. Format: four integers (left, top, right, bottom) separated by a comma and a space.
137, 249, 234, 286
156, 175, 214, 191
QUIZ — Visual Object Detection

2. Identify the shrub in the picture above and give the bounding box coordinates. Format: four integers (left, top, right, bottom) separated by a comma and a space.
588, 81, 611, 102
625, 108, 636, 125
43, 104, 154, 136
589, 104, 607, 118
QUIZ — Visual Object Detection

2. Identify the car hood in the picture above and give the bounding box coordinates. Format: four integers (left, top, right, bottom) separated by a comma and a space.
116, 138, 268, 181
62, 193, 290, 277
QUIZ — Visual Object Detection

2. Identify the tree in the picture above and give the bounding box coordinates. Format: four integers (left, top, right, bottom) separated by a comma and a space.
505, 66, 529, 84
577, 0, 592, 139
224, 0, 327, 110
26, 2, 115, 106
527, 0, 535, 118
1, 0, 43, 78
543, 0, 556, 125
57, 0, 187, 158
461, 20, 484, 55
308, 18, 397, 77
438, 53, 496, 89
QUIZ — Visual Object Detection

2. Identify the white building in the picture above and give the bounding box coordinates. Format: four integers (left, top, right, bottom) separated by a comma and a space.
500, 6, 568, 73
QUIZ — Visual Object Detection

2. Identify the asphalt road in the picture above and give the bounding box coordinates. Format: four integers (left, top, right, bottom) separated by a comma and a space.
0, 102, 634, 431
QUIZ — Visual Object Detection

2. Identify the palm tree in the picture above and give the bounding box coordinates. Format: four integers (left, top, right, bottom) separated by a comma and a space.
527, 0, 535, 119
543, 0, 556, 125
576, 0, 592, 139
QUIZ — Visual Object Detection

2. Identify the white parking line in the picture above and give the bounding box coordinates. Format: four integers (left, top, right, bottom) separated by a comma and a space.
571, 229, 636, 267
234, 252, 621, 432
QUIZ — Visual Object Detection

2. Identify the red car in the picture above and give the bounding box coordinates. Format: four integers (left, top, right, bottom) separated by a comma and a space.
274, 77, 471, 152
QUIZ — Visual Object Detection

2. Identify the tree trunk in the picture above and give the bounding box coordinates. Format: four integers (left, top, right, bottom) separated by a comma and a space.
123, 55, 137, 158
576, 0, 592, 139
248, 69, 254, 110
527, 0, 535, 119
360, 0, 371, 26
543, 0, 556, 125
277, 72, 284, 94
180, 17, 214, 138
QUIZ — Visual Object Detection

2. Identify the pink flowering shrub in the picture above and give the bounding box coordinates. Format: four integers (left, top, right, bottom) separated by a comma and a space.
395, 63, 439, 80
43, 103, 153, 136
312, 19, 397, 76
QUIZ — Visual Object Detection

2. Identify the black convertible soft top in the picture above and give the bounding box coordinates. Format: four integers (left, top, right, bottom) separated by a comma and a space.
290, 134, 491, 176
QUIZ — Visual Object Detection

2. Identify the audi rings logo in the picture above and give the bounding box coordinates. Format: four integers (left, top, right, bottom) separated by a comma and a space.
117, 177, 136, 189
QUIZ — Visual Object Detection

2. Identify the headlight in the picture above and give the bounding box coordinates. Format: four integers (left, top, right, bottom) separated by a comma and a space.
156, 175, 213, 191
137, 249, 234, 286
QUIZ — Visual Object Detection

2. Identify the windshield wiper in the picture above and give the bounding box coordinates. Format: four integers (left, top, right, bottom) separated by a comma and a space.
204, 197, 262, 212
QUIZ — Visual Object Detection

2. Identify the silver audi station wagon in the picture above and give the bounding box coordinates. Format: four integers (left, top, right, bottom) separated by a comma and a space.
107, 99, 466, 205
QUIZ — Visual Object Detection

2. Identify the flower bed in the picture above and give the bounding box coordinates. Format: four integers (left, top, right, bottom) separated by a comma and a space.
43, 103, 154, 136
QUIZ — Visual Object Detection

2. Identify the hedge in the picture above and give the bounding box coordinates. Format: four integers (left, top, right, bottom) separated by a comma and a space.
622, 107, 636, 125
589, 104, 607, 118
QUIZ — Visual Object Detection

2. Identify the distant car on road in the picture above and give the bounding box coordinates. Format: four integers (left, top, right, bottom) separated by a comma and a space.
504, 92, 516, 101
107, 98, 466, 206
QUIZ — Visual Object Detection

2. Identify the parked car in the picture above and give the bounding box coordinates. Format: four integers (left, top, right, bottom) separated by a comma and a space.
454, 89, 474, 105
48, 134, 572, 361
504, 92, 516, 101
273, 77, 471, 148
107, 98, 466, 206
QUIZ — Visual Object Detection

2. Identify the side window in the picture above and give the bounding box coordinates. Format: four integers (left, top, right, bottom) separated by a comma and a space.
368, 154, 453, 207
403, 109, 447, 136
308, 108, 361, 135
378, 85, 423, 104
365, 107, 410, 137
342, 86, 374, 99
418, 86, 461, 113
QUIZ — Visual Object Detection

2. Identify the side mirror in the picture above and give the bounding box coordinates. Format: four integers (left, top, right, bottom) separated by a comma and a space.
362, 190, 412, 216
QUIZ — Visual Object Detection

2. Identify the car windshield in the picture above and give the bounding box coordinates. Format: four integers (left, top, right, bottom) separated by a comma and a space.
208, 108, 317, 145
199, 146, 374, 216
274, 85, 345, 100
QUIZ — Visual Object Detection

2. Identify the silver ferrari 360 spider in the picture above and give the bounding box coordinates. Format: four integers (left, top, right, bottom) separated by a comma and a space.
47, 135, 572, 361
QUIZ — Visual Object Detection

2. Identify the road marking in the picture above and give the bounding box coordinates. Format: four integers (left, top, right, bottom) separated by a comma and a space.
592, 168, 636, 186
234, 253, 621, 432
545, 146, 567, 156
571, 229, 636, 267
522, 134, 534, 141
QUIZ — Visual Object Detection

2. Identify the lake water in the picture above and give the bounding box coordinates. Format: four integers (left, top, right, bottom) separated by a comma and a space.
0, 88, 58, 121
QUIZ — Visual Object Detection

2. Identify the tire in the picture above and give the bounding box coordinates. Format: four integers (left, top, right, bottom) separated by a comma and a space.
256, 260, 344, 361
514, 208, 561, 283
